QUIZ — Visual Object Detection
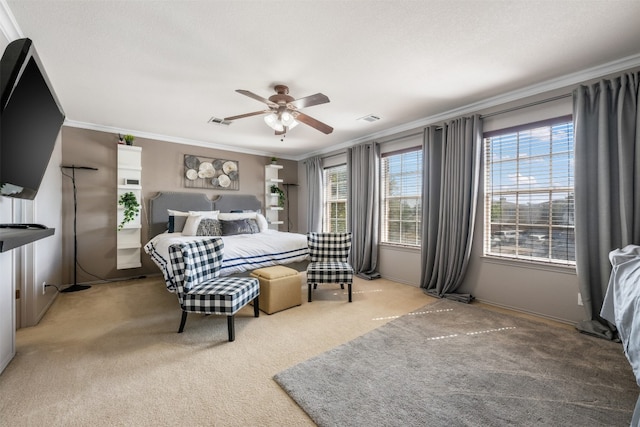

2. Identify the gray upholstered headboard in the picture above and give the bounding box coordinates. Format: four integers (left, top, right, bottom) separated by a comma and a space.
148, 192, 263, 238
149, 192, 213, 238
213, 194, 262, 213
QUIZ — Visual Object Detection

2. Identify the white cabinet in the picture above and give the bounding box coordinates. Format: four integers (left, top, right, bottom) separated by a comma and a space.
117, 145, 142, 269
265, 164, 284, 230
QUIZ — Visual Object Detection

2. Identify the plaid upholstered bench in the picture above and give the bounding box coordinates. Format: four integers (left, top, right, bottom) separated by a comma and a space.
250, 266, 301, 314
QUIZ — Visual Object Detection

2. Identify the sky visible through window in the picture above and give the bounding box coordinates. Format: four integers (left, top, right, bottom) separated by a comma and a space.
489, 123, 573, 203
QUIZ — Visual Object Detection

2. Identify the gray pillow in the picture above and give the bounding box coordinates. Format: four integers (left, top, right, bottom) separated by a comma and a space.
196, 218, 222, 236
221, 218, 260, 236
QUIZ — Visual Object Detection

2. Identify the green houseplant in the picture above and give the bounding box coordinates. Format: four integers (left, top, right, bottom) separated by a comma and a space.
118, 191, 140, 230
123, 134, 135, 146
270, 184, 285, 208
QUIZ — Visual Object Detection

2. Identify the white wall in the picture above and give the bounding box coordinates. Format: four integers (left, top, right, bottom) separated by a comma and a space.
18, 133, 63, 326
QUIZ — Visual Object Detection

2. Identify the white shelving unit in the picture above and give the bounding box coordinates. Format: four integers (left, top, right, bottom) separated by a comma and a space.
265, 164, 284, 230
117, 145, 142, 269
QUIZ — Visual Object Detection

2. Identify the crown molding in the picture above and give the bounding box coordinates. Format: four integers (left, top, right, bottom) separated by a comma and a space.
0, 0, 22, 41
297, 52, 640, 161
63, 120, 287, 159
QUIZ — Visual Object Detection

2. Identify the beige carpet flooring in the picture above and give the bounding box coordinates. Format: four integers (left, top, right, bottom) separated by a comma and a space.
0, 275, 436, 426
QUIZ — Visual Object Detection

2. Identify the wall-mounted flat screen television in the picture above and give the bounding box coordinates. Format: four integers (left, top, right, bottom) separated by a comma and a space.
0, 38, 65, 200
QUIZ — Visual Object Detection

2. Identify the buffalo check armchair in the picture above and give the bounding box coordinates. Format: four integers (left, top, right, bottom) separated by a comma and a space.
168, 238, 260, 342
306, 232, 354, 302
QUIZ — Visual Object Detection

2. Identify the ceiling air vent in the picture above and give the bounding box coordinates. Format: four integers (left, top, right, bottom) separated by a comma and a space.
358, 114, 381, 123
208, 117, 232, 126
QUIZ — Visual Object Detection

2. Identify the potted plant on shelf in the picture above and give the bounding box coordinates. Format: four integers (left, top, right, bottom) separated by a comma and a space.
270, 184, 285, 208
270, 157, 278, 165
123, 134, 135, 146
118, 191, 140, 230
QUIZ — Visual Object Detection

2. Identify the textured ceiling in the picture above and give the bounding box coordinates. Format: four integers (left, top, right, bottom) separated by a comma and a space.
5, 0, 640, 159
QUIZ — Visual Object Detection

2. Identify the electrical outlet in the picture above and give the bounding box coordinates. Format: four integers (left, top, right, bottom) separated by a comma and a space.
578, 292, 583, 306
42, 281, 47, 295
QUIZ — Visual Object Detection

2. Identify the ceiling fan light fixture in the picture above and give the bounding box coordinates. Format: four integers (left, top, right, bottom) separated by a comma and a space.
281, 111, 294, 126
265, 111, 298, 132
264, 114, 285, 132
264, 113, 278, 128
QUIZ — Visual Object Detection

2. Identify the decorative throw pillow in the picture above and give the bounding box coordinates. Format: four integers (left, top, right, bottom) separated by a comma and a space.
218, 212, 258, 221
196, 218, 222, 236
221, 218, 260, 236
182, 214, 203, 236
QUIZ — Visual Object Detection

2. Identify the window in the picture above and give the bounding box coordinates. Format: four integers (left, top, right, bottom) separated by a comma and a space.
323, 164, 347, 232
381, 148, 422, 246
484, 116, 574, 265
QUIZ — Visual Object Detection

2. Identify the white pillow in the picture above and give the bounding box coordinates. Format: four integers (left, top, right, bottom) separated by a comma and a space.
182, 214, 203, 236
255, 213, 269, 232
189, 210, 219, 219
167, 209, 189, 216
218, 212, 256, 221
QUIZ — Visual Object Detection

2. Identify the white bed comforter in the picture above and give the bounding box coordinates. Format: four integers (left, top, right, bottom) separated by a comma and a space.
144, 230, 309, 292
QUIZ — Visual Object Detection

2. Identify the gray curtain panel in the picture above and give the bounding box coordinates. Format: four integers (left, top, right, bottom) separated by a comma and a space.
306, 156, 324, 233
573, 72, 640, 339
347, 142, 380, 279
420, 115, 482, 302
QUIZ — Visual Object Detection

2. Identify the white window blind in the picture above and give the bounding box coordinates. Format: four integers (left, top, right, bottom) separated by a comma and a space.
323, 164, 347, 232
381, 148, 422, 246
484, 116, 574, 265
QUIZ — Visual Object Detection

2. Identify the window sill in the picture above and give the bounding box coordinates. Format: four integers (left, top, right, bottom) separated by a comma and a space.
380, 242, 421, 252
481, 254, 576, 275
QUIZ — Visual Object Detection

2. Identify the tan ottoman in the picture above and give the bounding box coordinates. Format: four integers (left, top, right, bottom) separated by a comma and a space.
250, 266, 301, 314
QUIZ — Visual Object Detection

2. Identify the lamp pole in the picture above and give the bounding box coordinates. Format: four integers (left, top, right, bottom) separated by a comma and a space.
60, 165, 98, 293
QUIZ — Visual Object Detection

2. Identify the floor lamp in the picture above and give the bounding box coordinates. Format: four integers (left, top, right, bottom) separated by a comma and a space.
61, 165, 98, 293
282, 183, 299, 232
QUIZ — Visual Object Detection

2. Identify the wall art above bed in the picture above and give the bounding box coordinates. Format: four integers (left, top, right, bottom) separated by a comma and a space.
183, 154, 239, 191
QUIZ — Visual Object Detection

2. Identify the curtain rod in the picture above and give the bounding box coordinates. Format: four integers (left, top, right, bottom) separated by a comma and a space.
480, 93, 572, 119
303, 151, 346, 163
323, 151, 346, 160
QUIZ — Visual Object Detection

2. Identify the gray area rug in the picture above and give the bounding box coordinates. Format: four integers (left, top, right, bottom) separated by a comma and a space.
274, 299, 638, 426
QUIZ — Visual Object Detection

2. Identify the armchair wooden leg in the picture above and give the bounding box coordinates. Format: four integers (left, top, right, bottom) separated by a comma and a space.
348, 283, 352, 303
178, 311, 188, 333
340, 283, 344, 289
308, 283, 313, 302
254, 297, 260, 317
227, 315, 235, 342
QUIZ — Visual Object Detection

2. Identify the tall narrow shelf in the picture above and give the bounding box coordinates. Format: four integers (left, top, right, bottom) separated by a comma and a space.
117, 145, 142, 269
265, 164, 284, 230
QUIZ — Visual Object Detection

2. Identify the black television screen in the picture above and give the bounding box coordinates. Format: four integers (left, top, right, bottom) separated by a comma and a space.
0, 38, 65, 200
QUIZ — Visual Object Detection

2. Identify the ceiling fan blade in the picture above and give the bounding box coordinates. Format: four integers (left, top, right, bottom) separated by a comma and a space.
294, 111, 334, 134
289, 93, 330, 109
236, 89, 278, 108
224, 110, 270, 121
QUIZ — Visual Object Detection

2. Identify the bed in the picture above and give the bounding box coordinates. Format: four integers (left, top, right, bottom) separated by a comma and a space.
144, 192, 309, 292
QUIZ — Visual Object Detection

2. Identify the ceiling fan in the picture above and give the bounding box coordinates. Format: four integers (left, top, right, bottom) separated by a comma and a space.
224, 85, 333, 136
